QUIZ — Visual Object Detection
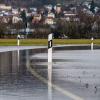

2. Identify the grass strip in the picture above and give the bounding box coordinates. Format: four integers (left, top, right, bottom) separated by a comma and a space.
0, 39, 100, 46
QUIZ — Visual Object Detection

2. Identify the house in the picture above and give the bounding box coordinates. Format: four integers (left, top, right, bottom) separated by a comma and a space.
12, 15, 22, 24
55, 4, 62, 14
0, 4, 12, 10
45, 12, 55, 25
63, 11, 77, 21
32, 14, 42, 23
0, 16, 12, 23
45, 5, 53, 12
12, 9, 19, 15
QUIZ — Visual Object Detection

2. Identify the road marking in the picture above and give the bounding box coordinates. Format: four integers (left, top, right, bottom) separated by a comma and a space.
27, 66, 84, 100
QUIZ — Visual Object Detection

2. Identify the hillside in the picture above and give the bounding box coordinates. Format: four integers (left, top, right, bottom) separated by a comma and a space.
0, 0, 100, 7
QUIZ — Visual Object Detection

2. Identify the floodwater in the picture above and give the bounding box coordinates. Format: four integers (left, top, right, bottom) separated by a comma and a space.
0, 47, 100, 100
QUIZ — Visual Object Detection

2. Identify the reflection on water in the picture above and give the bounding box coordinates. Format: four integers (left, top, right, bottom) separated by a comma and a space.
0, 51, 19, 76
48, 64, 52, 100
0, 50, 48, 100
0, 48, 100, 100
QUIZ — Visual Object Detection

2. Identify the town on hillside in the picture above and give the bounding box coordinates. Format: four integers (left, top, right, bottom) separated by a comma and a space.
0, 0, 100, 39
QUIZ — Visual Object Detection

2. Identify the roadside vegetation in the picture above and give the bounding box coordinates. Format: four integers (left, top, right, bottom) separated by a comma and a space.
0, 39, 100, 46
0, 8, 100, 39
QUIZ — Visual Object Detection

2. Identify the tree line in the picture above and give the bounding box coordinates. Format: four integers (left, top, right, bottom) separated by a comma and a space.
0, 11, 100, 39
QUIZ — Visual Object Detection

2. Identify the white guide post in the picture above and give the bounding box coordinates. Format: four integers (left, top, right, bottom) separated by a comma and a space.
91, 37, 94, 50
48, 33, 53, 64
17, 49, 20, 68
17, 35, 20, 46
17, 39, 20, 46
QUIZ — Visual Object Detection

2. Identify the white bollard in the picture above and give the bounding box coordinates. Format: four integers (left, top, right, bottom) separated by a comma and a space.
48, 34, 53, 64
17, 35, 20, 46
48, 33, 53, 100
91, 37, 94, 50
17, 39, 20, 46
17, 49, 20, 67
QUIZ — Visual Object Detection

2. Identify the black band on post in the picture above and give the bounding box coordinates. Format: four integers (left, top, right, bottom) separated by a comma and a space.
48, 40, 52, 49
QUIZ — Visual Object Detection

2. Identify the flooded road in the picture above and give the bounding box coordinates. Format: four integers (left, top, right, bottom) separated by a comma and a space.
0, 47, 100, 100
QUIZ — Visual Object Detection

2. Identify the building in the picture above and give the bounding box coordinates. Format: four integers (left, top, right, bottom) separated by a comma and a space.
55, 4, 62, 14
0, 16, 12, 23
12, 15, 22, 24
64, 11, 77, 21
32, 14, 42, 23
12, 9, 19, 15
45, 12, 55, 25
0, 4, 12, 10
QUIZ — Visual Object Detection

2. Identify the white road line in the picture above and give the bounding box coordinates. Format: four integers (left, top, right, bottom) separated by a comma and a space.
27, 66, 84, 100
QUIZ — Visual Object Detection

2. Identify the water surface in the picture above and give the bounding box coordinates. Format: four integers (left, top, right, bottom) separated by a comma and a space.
0, 47, 100, 100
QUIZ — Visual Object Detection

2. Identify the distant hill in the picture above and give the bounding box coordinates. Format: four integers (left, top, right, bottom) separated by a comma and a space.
0, 0, 100, 7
